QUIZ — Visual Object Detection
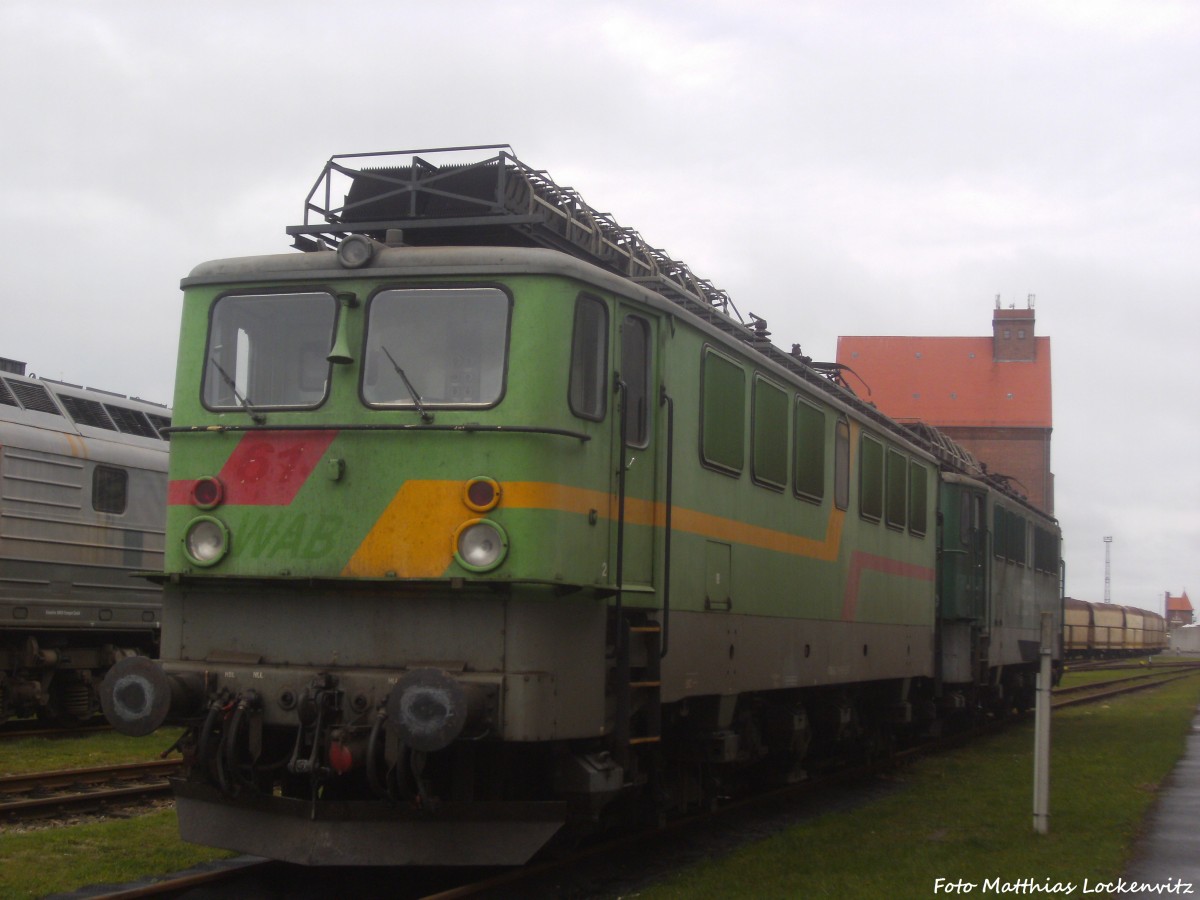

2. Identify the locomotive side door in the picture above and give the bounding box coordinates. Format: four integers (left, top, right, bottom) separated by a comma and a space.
610, 308, 660, 590
965, 490, 988, 624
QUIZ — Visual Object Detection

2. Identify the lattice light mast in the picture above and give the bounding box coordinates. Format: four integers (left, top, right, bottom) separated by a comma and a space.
1104, 536, 1113, 604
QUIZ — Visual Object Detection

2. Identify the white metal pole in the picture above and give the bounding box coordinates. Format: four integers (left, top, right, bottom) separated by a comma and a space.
1033, 611, 1053, 833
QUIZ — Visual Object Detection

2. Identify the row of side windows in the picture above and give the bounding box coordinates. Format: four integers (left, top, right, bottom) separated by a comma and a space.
994, 505, 1059, 573
566, 303, 930, 539
699, 347, 927, 537
858, 434, 929, 537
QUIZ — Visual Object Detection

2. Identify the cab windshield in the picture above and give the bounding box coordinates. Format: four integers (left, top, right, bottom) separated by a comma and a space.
203, 292, 337, 411
362, 287, 510, 408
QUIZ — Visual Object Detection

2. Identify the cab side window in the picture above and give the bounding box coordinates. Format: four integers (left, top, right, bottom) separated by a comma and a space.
620, 315, 651, 448
569, 294, 608, 421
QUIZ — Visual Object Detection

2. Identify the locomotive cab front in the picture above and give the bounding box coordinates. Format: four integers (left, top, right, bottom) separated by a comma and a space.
103, 239, 664, 864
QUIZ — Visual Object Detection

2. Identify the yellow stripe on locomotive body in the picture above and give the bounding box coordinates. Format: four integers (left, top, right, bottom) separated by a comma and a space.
162, 254, 938, 635
343, 480, 852, 581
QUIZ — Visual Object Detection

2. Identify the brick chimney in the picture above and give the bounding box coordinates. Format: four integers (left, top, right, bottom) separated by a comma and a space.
993, 295, 1036, 362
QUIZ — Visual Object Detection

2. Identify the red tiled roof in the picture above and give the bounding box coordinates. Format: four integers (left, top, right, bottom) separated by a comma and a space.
835, 335, 1052, 428
1167, 592, 1193, 613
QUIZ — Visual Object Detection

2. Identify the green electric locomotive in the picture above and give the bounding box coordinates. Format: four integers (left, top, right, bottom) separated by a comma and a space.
102, 147, 1062, 865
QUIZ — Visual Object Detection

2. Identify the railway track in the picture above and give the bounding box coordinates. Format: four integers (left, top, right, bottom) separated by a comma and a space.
0, 759, 179, 823
1051, 667, 1200, 710
1053, 668, 1200, 708
1064, 658, 1200, 673
0, 719, 112, 741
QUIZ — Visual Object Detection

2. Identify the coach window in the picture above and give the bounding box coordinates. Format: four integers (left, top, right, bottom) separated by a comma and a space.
859, 434, 883, 522
93, 466, 128, 515
620, 315, 651, 448
909, 461, 928, 536
701, 348, 745, 474
885, 448, 907, 530
752, 377, 788, 490
794, 399, 825, 503
834, 418, 849, 510
569, 294, 608, 421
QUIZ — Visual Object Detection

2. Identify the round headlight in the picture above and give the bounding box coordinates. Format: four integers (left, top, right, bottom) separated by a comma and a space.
453, 519, 508, 572
336, 234, 375, 269
184, 516, 230, 567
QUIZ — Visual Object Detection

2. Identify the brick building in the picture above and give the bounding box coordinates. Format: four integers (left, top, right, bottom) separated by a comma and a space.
836, 299, 1054, 514
1166, 591, 1194, 629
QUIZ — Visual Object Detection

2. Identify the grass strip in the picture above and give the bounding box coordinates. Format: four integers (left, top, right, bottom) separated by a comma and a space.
0, 807, 232, 898
0, 729, 184, 776
636, 676, 1200, 899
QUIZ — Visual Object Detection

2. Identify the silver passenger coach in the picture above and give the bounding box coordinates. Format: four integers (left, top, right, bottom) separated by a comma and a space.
0, 357, 170, 724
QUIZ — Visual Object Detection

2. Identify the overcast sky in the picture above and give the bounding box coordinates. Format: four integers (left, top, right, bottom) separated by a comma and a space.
3, 1, 1195, 613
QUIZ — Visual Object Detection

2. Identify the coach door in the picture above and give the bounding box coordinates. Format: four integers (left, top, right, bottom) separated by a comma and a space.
610, 309, 659, 590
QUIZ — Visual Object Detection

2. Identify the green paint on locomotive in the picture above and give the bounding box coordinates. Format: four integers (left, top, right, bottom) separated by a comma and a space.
165, 255, 937, 630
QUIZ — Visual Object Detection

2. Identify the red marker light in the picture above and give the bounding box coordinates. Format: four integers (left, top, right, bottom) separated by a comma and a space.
191, 477, 224, 510
464, 477, 500, 512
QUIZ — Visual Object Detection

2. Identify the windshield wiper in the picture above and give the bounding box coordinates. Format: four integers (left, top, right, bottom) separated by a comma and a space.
381, 346, 433, 423
208, 356, 266, 424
